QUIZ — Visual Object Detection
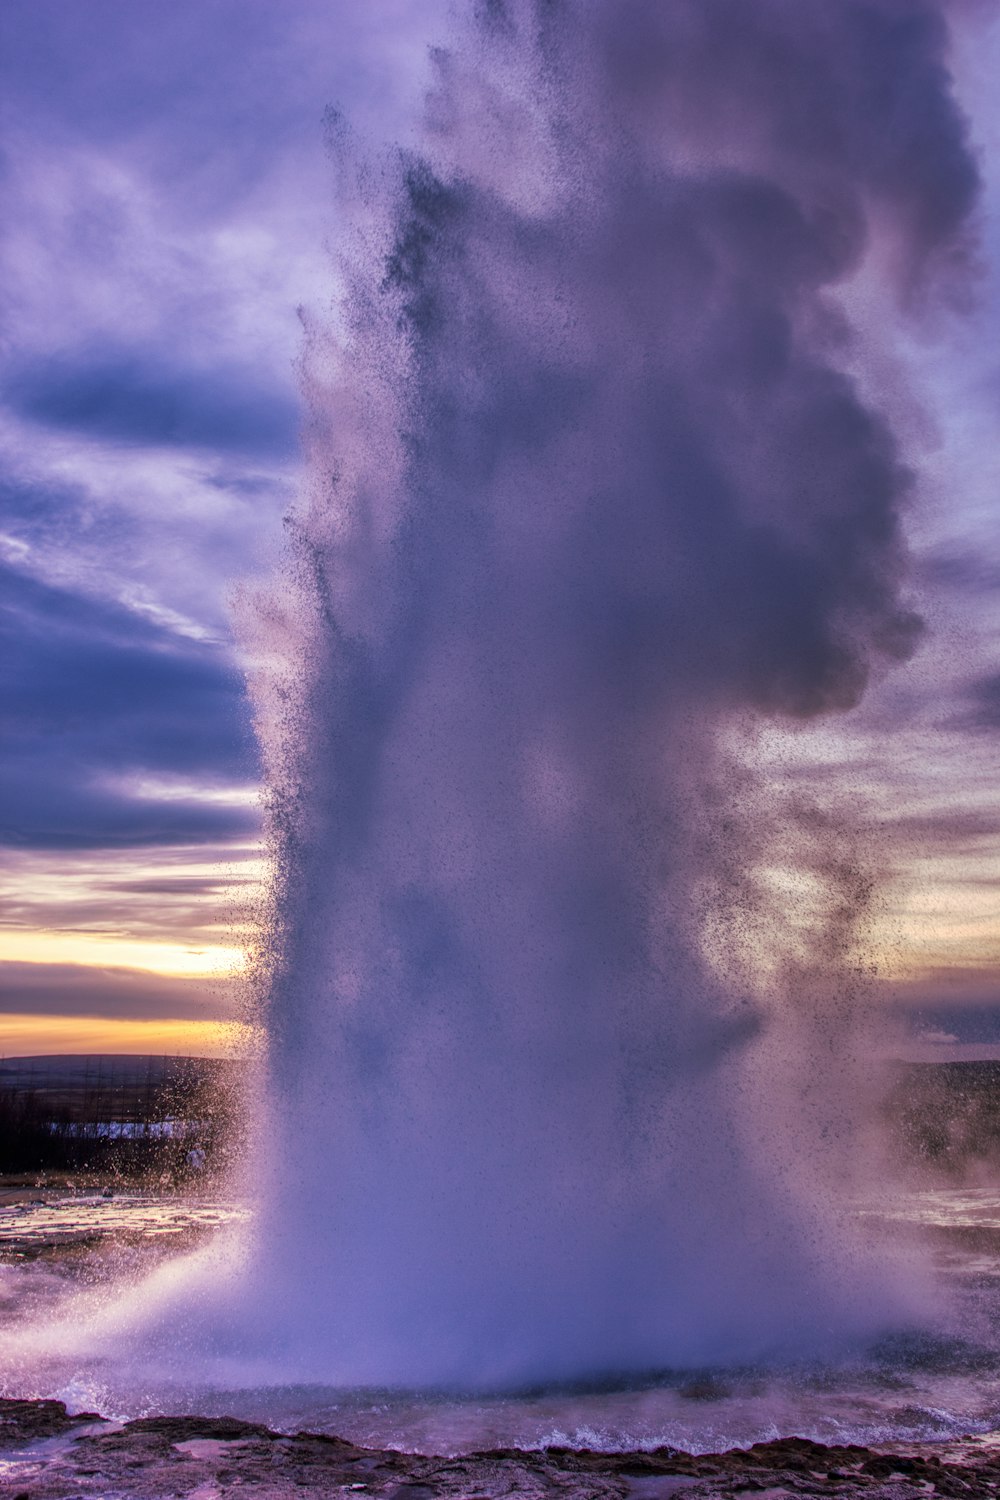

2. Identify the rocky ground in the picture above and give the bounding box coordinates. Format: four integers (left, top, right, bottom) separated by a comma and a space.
1, 1399, 999, 1500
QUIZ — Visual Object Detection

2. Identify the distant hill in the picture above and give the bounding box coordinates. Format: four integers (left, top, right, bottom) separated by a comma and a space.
0, 1054, 241, 1176
885, 1059, 1000, 1172
0, 1054, 236, 1091
1, 1054, 997, 1177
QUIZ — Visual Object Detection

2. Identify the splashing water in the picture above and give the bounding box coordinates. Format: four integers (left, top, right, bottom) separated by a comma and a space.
238, 0, 977, 1390
0, 0, 984, 1412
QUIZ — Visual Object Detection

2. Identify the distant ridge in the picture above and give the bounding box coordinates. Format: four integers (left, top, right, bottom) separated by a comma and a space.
0, 1054, 236, 1090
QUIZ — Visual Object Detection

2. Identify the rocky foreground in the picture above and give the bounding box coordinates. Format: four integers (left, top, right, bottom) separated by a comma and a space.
2, 1399, 1000, 1500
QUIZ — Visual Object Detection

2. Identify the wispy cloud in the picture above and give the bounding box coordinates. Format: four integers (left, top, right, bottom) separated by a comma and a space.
0, 0, 454, 1050
0, 562, 259, 849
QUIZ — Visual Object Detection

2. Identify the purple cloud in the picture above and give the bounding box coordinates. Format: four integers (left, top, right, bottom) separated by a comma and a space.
0, 563, 259, 848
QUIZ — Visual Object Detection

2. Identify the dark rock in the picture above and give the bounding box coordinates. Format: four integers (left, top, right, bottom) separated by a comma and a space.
0, 1398, 102, 1445
1, 1399, 999, 1498
127, 1414, 272, 1440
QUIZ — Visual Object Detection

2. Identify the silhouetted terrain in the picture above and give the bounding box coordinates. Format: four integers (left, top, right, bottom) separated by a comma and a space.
884, 1061, 1000, 1176
1, 1054, 998, 1182
0, 1054, 239, 1178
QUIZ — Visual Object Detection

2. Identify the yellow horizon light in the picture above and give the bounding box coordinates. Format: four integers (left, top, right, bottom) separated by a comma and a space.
0, 1013, 255, 1058
0, 929, 247, 979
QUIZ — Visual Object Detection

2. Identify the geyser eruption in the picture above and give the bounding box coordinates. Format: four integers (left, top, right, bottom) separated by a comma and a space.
243, 0, 977, 1389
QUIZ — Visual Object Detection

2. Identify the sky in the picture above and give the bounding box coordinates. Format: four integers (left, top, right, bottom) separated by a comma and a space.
1, 0, 1000, 1059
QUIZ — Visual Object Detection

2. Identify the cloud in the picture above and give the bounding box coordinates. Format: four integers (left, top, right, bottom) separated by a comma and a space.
921, 546, 1000, 595
0, 1, 449, 374
0, 1, 445, 199
963, 669, 1000, 729
894, 994, 1000, 1043
0, 445, 295, 651
5, 348, 299, 459
888, 805, 1000, 849
0, 961, 235, 1022
0, 843, 263, 952
0, 561, 259, 848
0, 2, 450, 1028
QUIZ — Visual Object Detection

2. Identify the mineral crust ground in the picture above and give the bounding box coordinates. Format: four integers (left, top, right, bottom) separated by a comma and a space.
2, 1398, 999, 1500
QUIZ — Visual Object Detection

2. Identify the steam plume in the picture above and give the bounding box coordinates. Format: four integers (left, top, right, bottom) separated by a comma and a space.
243, 0, 978, 1387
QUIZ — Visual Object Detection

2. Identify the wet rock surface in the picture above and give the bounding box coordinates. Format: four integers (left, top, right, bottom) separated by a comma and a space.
2, 1400, 1000, 1499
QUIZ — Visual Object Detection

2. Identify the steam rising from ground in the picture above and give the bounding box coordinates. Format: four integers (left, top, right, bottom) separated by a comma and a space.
236, 0, 980, 1389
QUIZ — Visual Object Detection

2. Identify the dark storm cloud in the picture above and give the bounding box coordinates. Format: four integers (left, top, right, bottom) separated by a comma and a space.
5, 349, 299, 458
0, 564, 259, 849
